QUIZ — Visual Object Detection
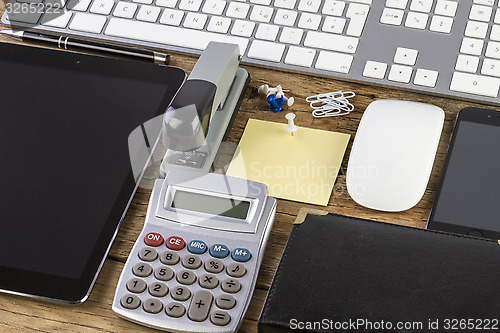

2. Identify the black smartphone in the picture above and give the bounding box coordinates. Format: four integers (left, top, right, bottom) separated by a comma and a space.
427, 107, 500, 240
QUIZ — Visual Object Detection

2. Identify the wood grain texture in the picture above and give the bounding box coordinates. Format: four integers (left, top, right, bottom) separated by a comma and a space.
1, 7, 499, 332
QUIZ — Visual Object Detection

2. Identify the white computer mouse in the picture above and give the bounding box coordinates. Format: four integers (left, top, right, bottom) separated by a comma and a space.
346, 99, 444, 212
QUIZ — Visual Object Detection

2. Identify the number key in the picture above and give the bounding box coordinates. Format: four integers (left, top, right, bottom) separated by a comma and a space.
132, 263, 153, 277
182, 254, 202, 269
160, 251, 180, 265
121, 294, 141, 309
149, 282, 169, 297
138, 247, 158, 261
154, 266, 174, 281
171, 285, 191, 301
126, 278, 147, 293
177, 270, 197, 285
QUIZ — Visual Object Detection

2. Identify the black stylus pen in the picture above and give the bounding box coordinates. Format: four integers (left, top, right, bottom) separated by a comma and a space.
0, 29, 170, 65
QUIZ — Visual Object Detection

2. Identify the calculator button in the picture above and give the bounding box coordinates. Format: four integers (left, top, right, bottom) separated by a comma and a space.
210, 310, 231, 326
199, 274, 219, 289
138, 247, 158, 262
171, 285, 191, 301
226, 263, 247, 278
221, 278, 241, 293
215, 294, 236, 310
209, 244, 229, 258
166, 236, 185, 251
144, 232, 164, 247
126, 278, 147, 293
149, 282, 169, 297
177, 270, 197, 285
154, 266, 174, 281
231, 248, 252, 262
182, 254, 202, 269
166, 302, 186, 318
188, 290, 214, 322
205, 259, 224, 273
120, 294, 141, 309
187, 240, 208, 254
143, 298, 163, 314
132, 263, 153, 277
160, 251, 180, 265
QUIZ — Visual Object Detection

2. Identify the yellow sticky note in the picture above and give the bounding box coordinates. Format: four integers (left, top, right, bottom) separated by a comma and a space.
227, 119, 350, 206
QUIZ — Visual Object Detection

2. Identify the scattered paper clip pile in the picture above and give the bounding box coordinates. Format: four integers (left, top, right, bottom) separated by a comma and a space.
306, 91, 355, 118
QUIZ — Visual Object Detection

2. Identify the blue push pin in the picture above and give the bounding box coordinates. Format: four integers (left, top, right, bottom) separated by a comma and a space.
258, 84, 295, 113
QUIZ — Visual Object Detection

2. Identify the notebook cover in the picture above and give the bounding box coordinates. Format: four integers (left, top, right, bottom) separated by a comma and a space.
258, 210, 500, 333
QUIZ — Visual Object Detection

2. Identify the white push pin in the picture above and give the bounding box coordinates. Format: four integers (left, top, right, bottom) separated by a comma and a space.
285, 112, 297, 136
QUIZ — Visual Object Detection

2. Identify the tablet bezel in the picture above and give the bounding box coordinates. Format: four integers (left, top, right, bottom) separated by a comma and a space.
0, 42, 186, 303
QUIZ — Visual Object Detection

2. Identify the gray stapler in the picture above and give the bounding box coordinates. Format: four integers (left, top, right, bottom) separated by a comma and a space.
159, 42, 249, 177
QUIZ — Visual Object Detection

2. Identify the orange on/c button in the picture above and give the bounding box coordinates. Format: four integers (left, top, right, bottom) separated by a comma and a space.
166, 236, 185, 251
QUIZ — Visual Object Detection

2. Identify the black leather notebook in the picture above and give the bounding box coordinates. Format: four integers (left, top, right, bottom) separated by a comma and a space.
259, 210, 500, 333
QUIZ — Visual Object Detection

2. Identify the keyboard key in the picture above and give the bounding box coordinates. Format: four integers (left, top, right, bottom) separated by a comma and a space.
136, 5, 161, 22
274, 0, 296, 9
315, 51, 353, 73
121, 294, 141, 309
160, 251, 180, 265
188, 290, 213, 322
274, 9, 298, 26
450, 72, 500, 97
248, 40, 286, 62
346, 3, 369, 36
231, 19, 255, 37
388, 64, 413, 83
298, 13, 321, 30
114, 2, 138, 19
199, 274, 219, 289
414, 68, 438, 87
183, 12, 208, 29
460, 37, 484, 56
165, 302, 186, 317
126, 278, 147, 293
455, 54, 480, 73
149, 282, 169, 297
143, 298, 163, 314
5, 5, 42, 24
158, 7, 182, 23
202, 0, 225, 15
251, 0, 271, 4
385, 0, 408, 9
182, 254, 202, 269
221, 278, 242, 293
298, 0, 321, 13
474, 0, 495, 5
226, 2, 250, 19
179, 0, 202, 11
255, 23, 280, 41
207, 16, 231, 33
171, 285, 191, 301
154, 266, 175, 281
132, 262, 153, 277
469, 4, 493, 22
410, 0, 433, 13
490, 24, 500, 41
70, 13, 107, 33
90, 0, 115, 15
285, 46, 316, 67
250, 5, 274, 22
177, 270, 197, 285
279, 27, 303, 44
138, 247, 158, 261
156, 0, 177, 7
226, 263, 247, 277
304, 31, 359, 54
41, 11, 72, 28
405, 11, 428, 30
67, 0, 92, 11
434, 0, 458, 16
481, 58, 500, 77
205, 258, 224, 273
465, 21, 488, 38
394, 47, 418, 65
215, 294, 236, 310
322, 16, 346, 34
363, 61, 388, 79
485, 41, 500, 59
380, 8, 404, 25
429, 15, 453, 33
322, 0, 346, 16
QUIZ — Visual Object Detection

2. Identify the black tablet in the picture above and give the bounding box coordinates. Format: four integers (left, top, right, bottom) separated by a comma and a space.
0, 42, 185, 303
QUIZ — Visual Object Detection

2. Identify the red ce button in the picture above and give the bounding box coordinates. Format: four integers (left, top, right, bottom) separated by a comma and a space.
166, 236, 185, 251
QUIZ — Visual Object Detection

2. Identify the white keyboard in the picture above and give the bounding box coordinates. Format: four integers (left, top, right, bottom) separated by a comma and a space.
4, 0, 500, 105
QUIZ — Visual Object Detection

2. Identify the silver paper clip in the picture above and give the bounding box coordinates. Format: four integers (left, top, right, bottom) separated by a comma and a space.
306, 91, 355, 118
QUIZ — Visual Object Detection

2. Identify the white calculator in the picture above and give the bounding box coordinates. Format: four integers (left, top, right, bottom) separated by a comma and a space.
112, 170, 277, 333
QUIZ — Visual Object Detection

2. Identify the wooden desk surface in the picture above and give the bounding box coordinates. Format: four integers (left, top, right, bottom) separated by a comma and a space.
0, 5, 496, 331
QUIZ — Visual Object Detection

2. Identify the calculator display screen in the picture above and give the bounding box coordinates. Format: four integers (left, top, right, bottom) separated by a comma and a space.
171, 190, 250, 220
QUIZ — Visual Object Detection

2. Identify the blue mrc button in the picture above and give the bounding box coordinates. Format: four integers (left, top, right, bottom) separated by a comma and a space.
209, 244, 229, 258
187, 240, 207, 254
231, 248, 252, 262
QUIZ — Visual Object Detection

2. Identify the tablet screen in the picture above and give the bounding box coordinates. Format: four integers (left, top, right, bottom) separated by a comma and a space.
0, 43, 185, 301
